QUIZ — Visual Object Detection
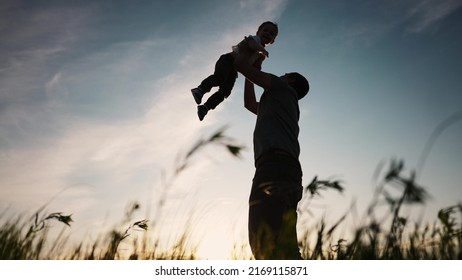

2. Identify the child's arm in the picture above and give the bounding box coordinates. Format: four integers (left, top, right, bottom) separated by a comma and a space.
244, 79, 258, 115
247, 36, 268, 57
234, 38, 272, 91
236, 36, 268, 57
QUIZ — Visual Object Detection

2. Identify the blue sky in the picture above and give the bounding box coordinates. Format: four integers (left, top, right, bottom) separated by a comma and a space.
1, 0, 461, 259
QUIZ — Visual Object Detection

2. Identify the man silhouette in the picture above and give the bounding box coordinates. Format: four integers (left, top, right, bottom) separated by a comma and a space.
234, 39, 309, 259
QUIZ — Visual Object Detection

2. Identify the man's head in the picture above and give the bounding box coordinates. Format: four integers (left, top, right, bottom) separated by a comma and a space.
257, 21, 278, 45
282, 73, 309, 100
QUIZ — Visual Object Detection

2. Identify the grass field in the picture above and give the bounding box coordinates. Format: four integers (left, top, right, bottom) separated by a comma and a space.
1, 128, 461, 260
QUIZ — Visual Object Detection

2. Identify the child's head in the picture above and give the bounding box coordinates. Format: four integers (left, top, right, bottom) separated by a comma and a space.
256, 21, 278, 46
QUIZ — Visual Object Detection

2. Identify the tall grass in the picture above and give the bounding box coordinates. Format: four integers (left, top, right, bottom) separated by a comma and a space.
1, 124, 461, 260
297, 111, 462, 260
0, 127, 244, 260
298, 160, 461, 260
0, 211, 72, 259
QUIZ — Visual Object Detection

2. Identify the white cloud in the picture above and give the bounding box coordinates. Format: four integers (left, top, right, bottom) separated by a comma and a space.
240, 0, 289, 17
322, 0, 461, 48
0, 27, 239, 244
0, 2, 94, 104
406, 0, 462, 33
0, 0, 289, 257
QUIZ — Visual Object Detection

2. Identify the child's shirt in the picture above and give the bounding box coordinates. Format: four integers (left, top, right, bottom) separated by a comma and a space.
232, 35, 262, 54
232, 35, 265, 66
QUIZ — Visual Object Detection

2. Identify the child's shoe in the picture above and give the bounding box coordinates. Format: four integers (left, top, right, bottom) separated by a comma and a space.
191, 87, 204, 104
197, 105, 208, 121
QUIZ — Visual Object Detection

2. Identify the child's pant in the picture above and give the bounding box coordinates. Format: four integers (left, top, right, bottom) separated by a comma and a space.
199, 53, 237, 109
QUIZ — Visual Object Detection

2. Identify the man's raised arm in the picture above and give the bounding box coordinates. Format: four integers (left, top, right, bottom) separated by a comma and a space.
244, 79, 258, 115
234, 38, 272, 91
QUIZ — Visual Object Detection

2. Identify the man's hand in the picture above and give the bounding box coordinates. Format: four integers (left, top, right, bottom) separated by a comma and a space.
253, 55, 265, 70
259, 48, 269, 58
234, 49, 272, 90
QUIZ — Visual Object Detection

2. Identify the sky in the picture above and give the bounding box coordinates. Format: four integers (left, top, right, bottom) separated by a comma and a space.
1, 0, 462, 259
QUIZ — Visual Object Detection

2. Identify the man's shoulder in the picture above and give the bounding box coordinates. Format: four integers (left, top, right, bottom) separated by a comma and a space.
265, 75, 298, 101
269, 74, 287, 89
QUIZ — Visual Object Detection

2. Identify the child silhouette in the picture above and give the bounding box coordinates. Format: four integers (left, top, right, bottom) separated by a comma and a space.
191, 21, 278, 121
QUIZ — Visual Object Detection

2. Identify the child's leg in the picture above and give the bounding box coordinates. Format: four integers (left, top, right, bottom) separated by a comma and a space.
204, 68, 237, 110
202, 54, 236, 110
197, 53, 237, 121
198, 53, 233, 93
